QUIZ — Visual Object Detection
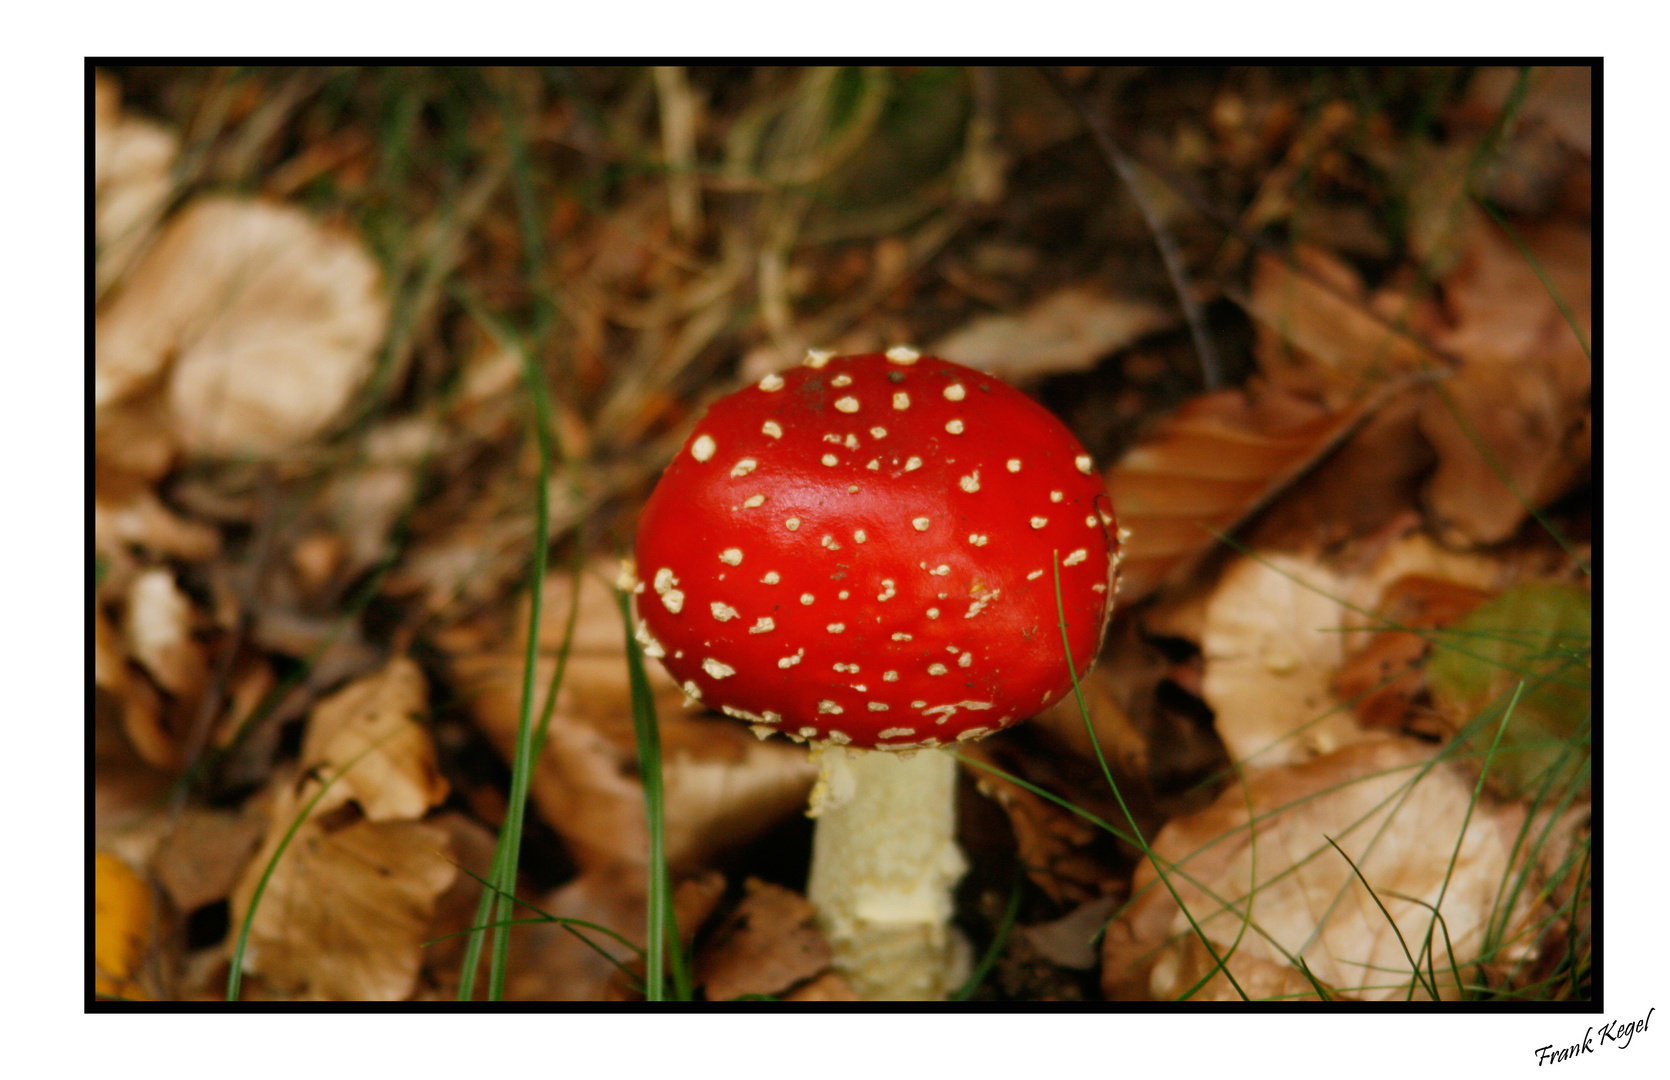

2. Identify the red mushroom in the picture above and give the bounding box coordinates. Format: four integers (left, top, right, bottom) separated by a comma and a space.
633, 347, 1121, 998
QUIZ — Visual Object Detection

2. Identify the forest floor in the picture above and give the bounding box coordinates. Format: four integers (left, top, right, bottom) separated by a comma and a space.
93, 65, 1590, 1003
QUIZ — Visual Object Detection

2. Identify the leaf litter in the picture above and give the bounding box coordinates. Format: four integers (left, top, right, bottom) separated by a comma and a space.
92, 66, 1589, 1002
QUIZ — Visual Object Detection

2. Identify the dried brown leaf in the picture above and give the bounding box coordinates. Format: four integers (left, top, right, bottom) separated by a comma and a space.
1200, 552, 1367, 768
1245, 245, 1441, 407
93, 387, 180, 483
1244, 387, 1432, 551
95, 196, 387, 457
301, 657, 449, 822
1106, 387, 1368, 603
153, 807, 266, 913
1419, 220, 1590, 546
315, 417, 434, 584
446, 564, 816, 873
696, 879, 833, 1001
124, 567, 208, 699
94, 487, 220, 610
930, 285, 1176, 381
1103, 737, 1541, 1001
229, 780, 455, 1000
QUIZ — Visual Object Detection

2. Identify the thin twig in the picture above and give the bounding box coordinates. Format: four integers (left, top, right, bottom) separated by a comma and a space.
1041, 67, 1223, 390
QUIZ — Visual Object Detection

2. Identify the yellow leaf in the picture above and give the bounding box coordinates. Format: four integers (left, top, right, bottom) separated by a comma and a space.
94, 852, 151, 1000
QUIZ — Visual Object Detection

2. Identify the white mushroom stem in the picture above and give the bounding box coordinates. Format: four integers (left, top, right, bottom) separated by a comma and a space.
805, 744, 972, 1000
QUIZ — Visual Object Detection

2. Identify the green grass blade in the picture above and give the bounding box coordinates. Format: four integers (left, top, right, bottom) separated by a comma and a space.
616, 586, 678, 1001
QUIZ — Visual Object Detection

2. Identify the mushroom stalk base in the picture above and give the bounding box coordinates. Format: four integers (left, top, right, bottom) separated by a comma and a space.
806, 745, 972, 1000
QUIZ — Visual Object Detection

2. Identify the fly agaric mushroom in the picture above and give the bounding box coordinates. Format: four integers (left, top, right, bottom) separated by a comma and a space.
632, 347, 1121, 999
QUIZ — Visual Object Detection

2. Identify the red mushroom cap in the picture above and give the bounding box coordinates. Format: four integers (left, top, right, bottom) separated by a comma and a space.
632, 349, 1121, 750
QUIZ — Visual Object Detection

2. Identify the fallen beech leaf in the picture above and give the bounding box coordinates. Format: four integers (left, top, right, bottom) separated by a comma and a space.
95, 196, 387, 457
1245, 388, 1433, 551
301, 657, 449, 822
1420, 219, 1590, 546
447, 565, 816, 873
153, 808, 266, 913
116, 567, 208, 769
697, 878, 833, 1001
930, 285, 1175, 380
412, 810, 501, 989
229, 779, 454, 1001
1244, 245, 1441, 408
1200, 552, 1366, 767
1342, 529, 1505, 617
1103, 737, 1542, 1001
1106, 387, 1369, 603
94, 852, 153, 1000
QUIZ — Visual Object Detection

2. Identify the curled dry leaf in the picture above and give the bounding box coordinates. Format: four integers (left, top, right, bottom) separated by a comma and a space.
229, 778, 455, 1001
929, 285, 1176, 381
112, 566, 209, 770
1199, 552, 1367, 768
95, 196, 388, 457
1105, 387, 1369, 603
696, 878, 833, 1002
301, 657, 449, 822
123, 567, 208, 700
446, 564, 817, 873
1103, 737, 1543, 1001
94, 70, 178, 293
1420, 219, 1590, 546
